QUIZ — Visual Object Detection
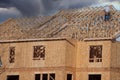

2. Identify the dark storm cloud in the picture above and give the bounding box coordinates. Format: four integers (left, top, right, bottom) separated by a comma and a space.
0, 0, 11, 7
66, 0, 98, 8
11, 0, 42, 16
0, 0, 120, 23
0, 0, 99, 16
0, 7, 22, 22
0, 0, 10, 3
0, 0, 43, 16
40, 0, 99, 15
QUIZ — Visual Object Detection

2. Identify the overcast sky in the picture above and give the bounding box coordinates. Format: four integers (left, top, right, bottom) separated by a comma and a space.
0, 0, 120, 23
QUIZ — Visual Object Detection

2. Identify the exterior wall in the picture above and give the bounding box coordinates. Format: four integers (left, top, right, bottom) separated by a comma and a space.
0, 39, 76, 80
110, 72, 120, 80
110, 42, 120, 80
76, 40, 112, 80
65, 39, 76, 67
0, 39, 117, 80
111, 42, 120, 67
65, 39, 77, 80
0, 41, 66, 68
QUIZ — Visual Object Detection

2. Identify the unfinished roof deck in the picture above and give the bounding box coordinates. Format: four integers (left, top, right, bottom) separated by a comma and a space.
0, 5, 120, 41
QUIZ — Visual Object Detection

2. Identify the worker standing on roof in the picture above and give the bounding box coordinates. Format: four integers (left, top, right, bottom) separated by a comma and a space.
104, 6, 111, 21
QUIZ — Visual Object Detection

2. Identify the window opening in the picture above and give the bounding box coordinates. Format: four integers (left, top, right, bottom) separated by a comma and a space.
9, 47, 15, 63
89, 45, 102, 62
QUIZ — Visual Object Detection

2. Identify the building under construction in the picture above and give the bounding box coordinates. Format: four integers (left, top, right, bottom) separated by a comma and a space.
0, 5, 120, 80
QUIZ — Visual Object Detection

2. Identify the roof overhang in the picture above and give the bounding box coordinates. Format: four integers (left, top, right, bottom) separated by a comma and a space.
84, 37, 114, 41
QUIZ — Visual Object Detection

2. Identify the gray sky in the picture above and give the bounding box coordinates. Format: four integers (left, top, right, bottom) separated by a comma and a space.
0, 0, 120, 23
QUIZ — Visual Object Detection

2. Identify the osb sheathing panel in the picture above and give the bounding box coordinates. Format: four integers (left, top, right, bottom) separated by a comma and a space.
65, 40, 77, 67
0, 40, 67, 68
111, 42, 117, 67
110, 42, 120, 80
64, 40, 77, 80
111, 42, 120, 67
114, 42, 120, 67
76, 41, 111, 68
110, 72, 120, 80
